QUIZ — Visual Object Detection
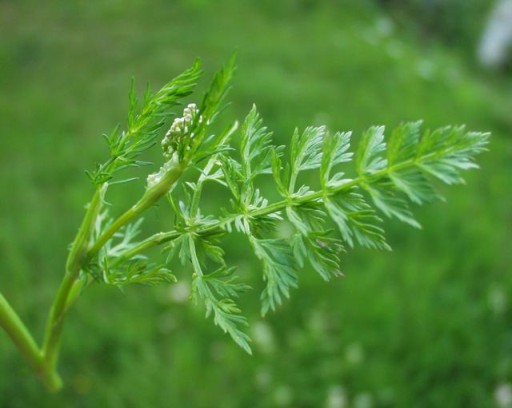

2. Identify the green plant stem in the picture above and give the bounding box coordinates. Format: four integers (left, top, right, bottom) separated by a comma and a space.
87, 161, 187, 259
42, 188, 103, 377
0, 293, 62, 392
42, 271, 81, 374
110, 232, 171, 268
40, 161, 187, 388
113, 159, 418, 260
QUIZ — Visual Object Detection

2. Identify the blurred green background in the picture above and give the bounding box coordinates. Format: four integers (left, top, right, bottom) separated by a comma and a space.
0, 0, 511, 406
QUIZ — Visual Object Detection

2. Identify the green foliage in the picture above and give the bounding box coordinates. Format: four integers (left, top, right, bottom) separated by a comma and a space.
86, 60, 202, 185
1, 2, 507, 405
85, 61, 487, 353
0, 48, 489, 393
87, 217, 176, 287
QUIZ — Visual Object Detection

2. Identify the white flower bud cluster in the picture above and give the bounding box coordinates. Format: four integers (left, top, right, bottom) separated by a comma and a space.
146, 103, 203, 191
161, 103, 201, 159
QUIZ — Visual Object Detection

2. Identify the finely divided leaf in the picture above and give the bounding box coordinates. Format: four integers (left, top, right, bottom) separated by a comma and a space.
324, 189, 389, 250
417, 126, 489, 185
389, 169, 439, 204
192, 268, 252, 354
363, 180, 421, 228
321, 131, 353, 187
286, 204, 325, 236
291, 126, 326, 171
356, 125, 387, 175
89, 60, 203, 184
105, 261, 176, 286
250, 238, 298, 316
286, 204, 343, 280
188, 234, 252, 353
292, 233, 343, 281
387, 121, 422, 165
290, 126, 327, 178
271, 150, 289, 197
199, 53, 236, 125
93, 61, 489, 355
240, 105, 275, 179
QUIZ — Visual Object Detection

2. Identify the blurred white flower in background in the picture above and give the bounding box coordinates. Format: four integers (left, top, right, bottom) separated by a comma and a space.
167, 281, 190, 303
495, 383, 512, 408
325, 385, 348, 408
478, 0, 512, 69
251, 320, 276, 354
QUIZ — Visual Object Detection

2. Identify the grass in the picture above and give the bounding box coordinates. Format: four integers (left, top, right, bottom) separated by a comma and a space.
0, 1, 510, 406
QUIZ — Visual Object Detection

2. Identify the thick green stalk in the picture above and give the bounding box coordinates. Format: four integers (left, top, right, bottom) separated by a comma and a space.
42, 188, 103, 376
0, 293, 61, 392
41, 160, 187, 386
0, 187, 104, 391
87, 161, 187, 259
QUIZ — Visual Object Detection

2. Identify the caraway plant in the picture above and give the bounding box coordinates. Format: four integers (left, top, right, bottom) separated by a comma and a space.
0, 56, 489, 391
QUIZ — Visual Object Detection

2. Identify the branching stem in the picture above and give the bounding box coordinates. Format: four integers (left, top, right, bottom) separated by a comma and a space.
0, 293, 62, 391
113, 157, 421, 261
42, 188, 103, 381
87, 162, 186, 258
37, 161, 187, 391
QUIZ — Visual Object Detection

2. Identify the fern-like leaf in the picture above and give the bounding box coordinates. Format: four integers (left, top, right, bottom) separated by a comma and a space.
95, 62, 489, 355
250, 238, 298, 316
